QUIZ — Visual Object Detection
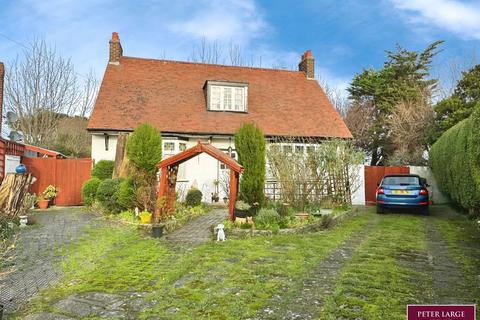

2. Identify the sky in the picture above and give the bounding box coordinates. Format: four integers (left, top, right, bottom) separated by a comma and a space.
0, 0, 479, 94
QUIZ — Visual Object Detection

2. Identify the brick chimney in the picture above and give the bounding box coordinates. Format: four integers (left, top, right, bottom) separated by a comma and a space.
298, 50, 314, 79
109, 32, 123, 65
0, 61, 4, 134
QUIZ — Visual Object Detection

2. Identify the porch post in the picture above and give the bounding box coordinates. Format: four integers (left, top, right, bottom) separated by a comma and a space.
229, 170, 239, 221
165, 165, 178, 215
155, 166, 169, 224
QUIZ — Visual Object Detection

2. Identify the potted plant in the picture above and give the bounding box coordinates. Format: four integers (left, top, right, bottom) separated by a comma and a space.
234, 200, 251, 219
152, 197, 166, 238
139, 210, 152, 224
42, 185, 57, 206
37, 195, 49, 209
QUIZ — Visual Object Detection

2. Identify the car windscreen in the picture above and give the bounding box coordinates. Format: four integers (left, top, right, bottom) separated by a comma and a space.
382, 176, 420, 186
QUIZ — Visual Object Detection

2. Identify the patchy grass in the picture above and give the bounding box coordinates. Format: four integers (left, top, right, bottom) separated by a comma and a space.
14, 206, 480, 319
320, 209, 432, 319
18, 210, 368, 319
433, 206, 480, 307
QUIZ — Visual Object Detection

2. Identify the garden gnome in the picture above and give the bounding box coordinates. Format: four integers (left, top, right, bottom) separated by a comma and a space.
216, 223, 226, 241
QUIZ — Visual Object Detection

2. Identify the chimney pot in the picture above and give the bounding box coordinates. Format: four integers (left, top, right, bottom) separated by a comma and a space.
299, 49, 314, 79
109, 32, 123, 65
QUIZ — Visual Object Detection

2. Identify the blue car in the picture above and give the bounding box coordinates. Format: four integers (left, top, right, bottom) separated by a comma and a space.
376, 174, 429, 215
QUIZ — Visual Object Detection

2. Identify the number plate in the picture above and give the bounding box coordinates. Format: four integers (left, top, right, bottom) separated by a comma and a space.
392, 190, 411, 195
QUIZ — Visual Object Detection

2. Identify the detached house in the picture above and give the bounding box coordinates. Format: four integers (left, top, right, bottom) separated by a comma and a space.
88, 32, 352, 200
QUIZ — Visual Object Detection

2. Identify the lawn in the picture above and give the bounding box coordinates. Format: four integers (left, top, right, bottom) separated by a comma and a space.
15, 206, 480, 319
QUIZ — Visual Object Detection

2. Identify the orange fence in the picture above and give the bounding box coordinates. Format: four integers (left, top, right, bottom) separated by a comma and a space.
22, 158, 92, 206
364, 166, 410, 205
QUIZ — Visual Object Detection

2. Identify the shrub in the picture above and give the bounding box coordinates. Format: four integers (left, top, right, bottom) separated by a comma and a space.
185, 188, 203, 207
92, 160, 114, 180
1, 216, 16, 241
126, 123, 163, 174
235, 123, 266, 206
429, 103, 480, 215
117, 177, 136, 210
82, 177, 102, 206
235, 200, 251, 210
96, 178, 123, 213
255, 208, 281, 230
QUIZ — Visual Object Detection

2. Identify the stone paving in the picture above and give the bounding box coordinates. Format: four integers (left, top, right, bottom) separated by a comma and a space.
22, 291, 154, 320
165, 208, 227, 245
0, 207, 104, 316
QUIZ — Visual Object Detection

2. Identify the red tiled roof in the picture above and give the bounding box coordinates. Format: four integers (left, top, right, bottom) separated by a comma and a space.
88, 56, 352, 138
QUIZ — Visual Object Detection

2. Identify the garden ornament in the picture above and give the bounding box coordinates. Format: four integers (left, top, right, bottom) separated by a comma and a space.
216, 223, 226, 241
19, 215, 28, 227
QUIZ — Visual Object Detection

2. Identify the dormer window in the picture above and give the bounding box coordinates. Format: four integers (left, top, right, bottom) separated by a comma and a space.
206, 81, 248, 112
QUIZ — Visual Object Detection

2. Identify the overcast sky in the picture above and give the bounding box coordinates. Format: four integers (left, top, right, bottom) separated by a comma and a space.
1, 0, 479, 93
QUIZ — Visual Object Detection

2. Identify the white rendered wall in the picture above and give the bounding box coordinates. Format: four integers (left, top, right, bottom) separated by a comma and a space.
351, 165, 366, 205
91, 134, 118, 164
409, 166, 450, 204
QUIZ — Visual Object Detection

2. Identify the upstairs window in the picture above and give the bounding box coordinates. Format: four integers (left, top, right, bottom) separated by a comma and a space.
206, 81, 248, 112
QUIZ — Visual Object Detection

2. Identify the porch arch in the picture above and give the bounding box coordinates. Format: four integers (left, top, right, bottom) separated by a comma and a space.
155, 141, 243, 223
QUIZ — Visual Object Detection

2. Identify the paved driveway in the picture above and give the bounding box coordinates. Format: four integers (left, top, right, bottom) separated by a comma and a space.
0, 208, 103, 316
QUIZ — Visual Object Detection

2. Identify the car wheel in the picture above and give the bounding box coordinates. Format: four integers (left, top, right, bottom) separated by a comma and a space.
376, 205, 384, 214
421, 207, 430, 216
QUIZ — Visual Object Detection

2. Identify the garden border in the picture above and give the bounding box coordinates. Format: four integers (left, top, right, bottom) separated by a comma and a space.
214, 206, 362, 239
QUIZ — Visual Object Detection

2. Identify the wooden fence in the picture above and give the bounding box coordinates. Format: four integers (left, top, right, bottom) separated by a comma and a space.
364, 166, 410, 205
22, 158, 92, 206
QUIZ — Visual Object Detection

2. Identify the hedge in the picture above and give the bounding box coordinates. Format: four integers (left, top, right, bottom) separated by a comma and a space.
185, 188, 203, 207
82, 177, 101, 206
429, 103, 480, 214
91, 160, 114, 180
96, 178, 124, 213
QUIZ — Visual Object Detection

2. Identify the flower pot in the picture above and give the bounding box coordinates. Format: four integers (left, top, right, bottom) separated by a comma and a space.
19, 215, 28, 227
152, 225, 164, 238
234, 208, 248, 219
38, 199, 49, 209
140, 215, 152, 224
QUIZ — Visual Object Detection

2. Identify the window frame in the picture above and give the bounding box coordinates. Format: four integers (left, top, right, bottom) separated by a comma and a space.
206, 81, 248, 113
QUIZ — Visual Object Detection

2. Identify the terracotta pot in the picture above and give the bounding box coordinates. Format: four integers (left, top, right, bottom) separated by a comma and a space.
38, 199, 49, 209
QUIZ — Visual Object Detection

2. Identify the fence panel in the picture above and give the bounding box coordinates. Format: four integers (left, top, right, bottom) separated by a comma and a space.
22, 158, 92, 206
364, 166, 410, 205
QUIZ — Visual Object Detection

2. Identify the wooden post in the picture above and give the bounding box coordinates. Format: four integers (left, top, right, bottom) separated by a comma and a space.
165, 165, 178, 215
228, 170, 238, 221
155, 167, 168, 224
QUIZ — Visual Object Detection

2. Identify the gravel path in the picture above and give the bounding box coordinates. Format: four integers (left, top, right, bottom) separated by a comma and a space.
0, 208, 104, 316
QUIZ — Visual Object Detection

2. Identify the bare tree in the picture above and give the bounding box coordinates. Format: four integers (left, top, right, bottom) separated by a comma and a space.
78, 69, 99, 118
387, 90, 435, 165
190, 38, 223, 64
4, 38, 98, 147
318, 77, 350, 117
344, 101, 376, 153
228, 42, 244, 66
47, 117, 91, 158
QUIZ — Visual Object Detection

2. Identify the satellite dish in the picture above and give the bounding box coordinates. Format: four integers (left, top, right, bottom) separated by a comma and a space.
8, 130, 23, 142
6, 111, 19, 124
